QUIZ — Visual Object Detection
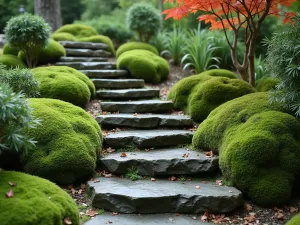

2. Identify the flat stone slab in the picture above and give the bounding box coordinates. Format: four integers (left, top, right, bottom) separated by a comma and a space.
80, 70, 128, 78
99, 148, 218, 176
59, 41, 108, 50
55, 62, 116, 70
101, 100, 173, 113
103, 130, 194, 148
65, 48, 112, 57
92, 79, 145, 89
96, 114, 193, 128
97, 88, 160, 100
59, 57, 108, 62
87, 177, 243, 213
85, 214, 213, 225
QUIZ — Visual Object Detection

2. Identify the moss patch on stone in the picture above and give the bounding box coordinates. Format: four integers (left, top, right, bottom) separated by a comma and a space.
116, 42, 159, 57
0, 54, 26, 69
52, 32, 76, 42
54, 24, 98, 39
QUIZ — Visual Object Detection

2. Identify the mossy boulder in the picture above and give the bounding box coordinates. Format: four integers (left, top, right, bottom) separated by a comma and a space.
3, 43, 19, 55
31, 66, 95, 107
168, 70, 255, 122
116, 42, 159, 57
0, 54, 26, 69
0, 170, 80, 225
54, 24, 98, 39
117, 49, 169, 84
193, 92, 300, 206
52, 32, 76, 42
204, 69, 237, 79
256, 77, 279, 92
22, 98, 102, 185
286, 214, 300, 225
78, 35, 115, 55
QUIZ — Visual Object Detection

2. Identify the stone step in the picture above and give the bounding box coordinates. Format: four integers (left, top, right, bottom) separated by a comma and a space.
59, 41, 108, 50
80, 70, 128, 78
55, 62, 116, 70
97, 88, 160, 100
99, 148, 218, 176
92, 79, 145, 89
65, 48, 112, 57
85, 214, 212, 225
97, 114, 193, 128
103, 130, 193, 148
101, 100, 173, 113
59, 57, 109, 62
87, 177, 243, 213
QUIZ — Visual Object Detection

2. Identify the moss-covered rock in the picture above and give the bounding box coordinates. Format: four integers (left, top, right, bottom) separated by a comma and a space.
31, 66, 95, 107
0, 54, 26, 69
193, 92, 300, 206
52, 32, 76, 42
0, 170, 80, 225
3, 43, 19, 55
256, 77, 279, 92
286, 214, 300, 225
78, 35, 115, 55
168, 70, 255, 122
54, 24, 98, 39
116, 42, 159, 57
204, 69, 237, 79
117, 49, 169, 84
22, 98, 102, 185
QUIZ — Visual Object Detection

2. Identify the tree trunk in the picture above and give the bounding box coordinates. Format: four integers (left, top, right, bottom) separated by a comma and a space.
34, 0, 62, 31
158, 0, 164, 12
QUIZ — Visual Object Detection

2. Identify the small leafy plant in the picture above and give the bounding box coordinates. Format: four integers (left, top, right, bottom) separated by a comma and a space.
125, 167, 142, 181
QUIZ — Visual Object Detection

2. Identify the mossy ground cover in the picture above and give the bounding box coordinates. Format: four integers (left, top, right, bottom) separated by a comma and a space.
116, 42, 159, 57
0, 54, 26, 68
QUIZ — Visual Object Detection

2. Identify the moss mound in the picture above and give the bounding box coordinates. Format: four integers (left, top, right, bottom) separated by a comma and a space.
116, 42, 159, 57
287, 214, 300, 225
204, 69, 237, 79
256, 77, 279, 92
193, 92, 300, 206
22, 98, 102, 185
54, 24, 98, 39
3, 43, 19, 55
78, 35, 115, 55
32, 66, 95, 107
0, 54, 26, 69
117, 49, 169, 84
52, 32, 76, 42
168, 70, 255, 122
0, 171, 80, 225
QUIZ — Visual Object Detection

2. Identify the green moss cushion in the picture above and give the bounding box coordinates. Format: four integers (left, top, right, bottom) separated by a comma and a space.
287, 214, 300, 225
0, 171, 80, 225
54, 24, 98, 39
22, 98, 102, 185
52, 32, 76, 42
204, 69, 237, 79
0, 54, 26, 69
116, 42, 159, 57
31, 66, 95, 107
193, 92, 300, 206
78, 35, 115, 55
168, 70, 255, 122
3, 43, 19, 56
256, 77, 279, 92
117, 49, 169, 84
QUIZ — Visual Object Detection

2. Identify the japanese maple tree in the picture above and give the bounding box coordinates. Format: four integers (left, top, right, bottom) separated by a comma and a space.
163, 0, 296, 86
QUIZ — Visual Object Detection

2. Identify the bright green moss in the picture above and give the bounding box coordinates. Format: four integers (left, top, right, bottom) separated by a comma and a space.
52, 32, 76, 42
193, 92, 300, 206
287, 214, 300, 225
203, 69, 237, 79
31, 66, 95, 107
168, 70, 255, 122
54, 24, 98, 39
3, 43, 19, 55
116, 42, 159, 57
22, 98, 102, 185
0, 54, 26, 69
117, 49, 169, 84
256, 77, 279, 92
78, 35, 115, 55
0, 170, 80, 225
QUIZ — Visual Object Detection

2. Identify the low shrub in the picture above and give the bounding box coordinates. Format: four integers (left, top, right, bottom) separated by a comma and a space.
0, 54, 26, 69
116, 42, 158, 57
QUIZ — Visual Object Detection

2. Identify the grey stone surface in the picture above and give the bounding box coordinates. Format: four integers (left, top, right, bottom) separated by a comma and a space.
59, 57, 108, 62
85, 213, 213, 225
92, 79, 145, 89
80, 70, 128, 78
101, 100, 173, 113
103, 130, 194, 148
97, 88, 160, 100
59, 41, 108, 50
55, 62, 116, 70
65, 48, 112, 57
87, 177, 244, 213
99, 148, 218, 176
96, 114, 192, 128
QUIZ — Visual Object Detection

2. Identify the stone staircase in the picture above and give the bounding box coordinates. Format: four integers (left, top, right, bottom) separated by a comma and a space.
57, 41, 243, 224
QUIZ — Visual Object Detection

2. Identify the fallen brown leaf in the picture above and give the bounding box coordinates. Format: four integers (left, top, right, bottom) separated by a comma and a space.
196, 185, 200, 189
104, 173, 113, 178
86, 208, 98, 217
64, 217, 72, 225
80, 183, 86, 190
6, 189, 14, 198
151, 178, 156, 182
8, 182, 17, 187
120, 152, 127, 157
112, 212, 119, 216
245, 203, 253, 212
169, 176, 177, 181
93, 180, 100, 183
